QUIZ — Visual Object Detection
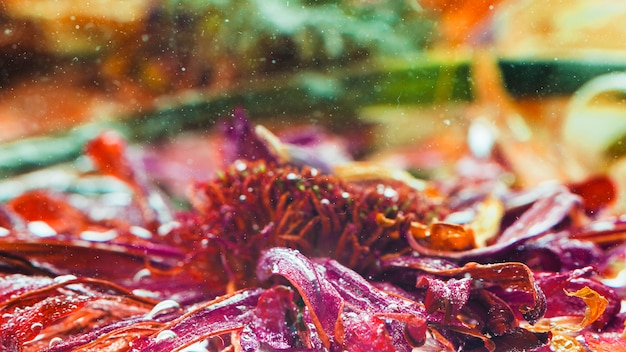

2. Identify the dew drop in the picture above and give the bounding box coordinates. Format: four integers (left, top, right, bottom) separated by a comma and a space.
28, 221, 57, 237
146, 300, 180, 319
31, 322, 43, 333
130, 226, 152, 239
132, 289, 159, 299
155, 330, 178, 342
234, 160, 247, 172
49, 337, 63, 347
133, 268, 151, 282
80, 229, 118, 242
382, 187, 398, 199
53, 274, 77, 283
157, 221, 180, 236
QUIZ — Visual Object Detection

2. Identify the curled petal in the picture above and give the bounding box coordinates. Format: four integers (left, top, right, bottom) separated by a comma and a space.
416, 276, 471, 322
385, 260, 547, 325
239, 286, 306, 351
406, 186, 582, 262
257, 247, 343, 349
563, 286, 609, 331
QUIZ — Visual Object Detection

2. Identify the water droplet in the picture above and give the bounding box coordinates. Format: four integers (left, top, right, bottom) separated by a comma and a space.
133, 268, 151, 282
239, 194, 247, 201
155, 330, 177, 342
146, 300, 180, 319
383, 187, 398, 199
157, 221, 180, 236
0, 227, 9, 237
28, 221, 56, 237
200, 238, 209, 247
320, 198, 330, 205
130, 226, 152, 239
49, 337, 63, 347
286, 172, 298, 180
31, 322, 43, 333
132, 289, 159, 299
234, 160, 247, 172
53, 274, 77, 283
80, 229, 118, 242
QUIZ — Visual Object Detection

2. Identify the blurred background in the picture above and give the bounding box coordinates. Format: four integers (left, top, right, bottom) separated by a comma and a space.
1, 0, 626, 205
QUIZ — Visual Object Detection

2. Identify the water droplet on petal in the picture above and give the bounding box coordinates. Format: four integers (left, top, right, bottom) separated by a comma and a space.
53, 274, 78, 283
146, 300, 180, 319
234, 160, 247, 172
28, 221, 56, 237
157, 221, 180, 236
49, 337, 63, 347
80, 229, 118, 242
31, 322, 43, 333
130, 226, 152, 239
155, 329, 177, 342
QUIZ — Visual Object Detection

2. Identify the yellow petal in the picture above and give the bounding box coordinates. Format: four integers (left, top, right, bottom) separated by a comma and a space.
563, 286, 608, 331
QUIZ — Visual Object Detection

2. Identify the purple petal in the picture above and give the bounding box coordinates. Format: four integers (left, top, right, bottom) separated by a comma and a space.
219, 107, 277, 164
417, 276, 471, 321
135, 288, 264, 351
239, 286, 303, 351
257, 247, 343, 349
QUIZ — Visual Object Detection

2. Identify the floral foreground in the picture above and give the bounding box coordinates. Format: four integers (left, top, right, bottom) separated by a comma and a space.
1, 112, 626, 351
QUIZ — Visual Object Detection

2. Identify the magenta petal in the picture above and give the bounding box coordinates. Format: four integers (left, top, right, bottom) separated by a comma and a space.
257, 247, 343, 349
239, 286, 302, 351
136, 288, 264, 351
220, 107, 277, 164
417, 276, 471, 320
498, 186, 582, 243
